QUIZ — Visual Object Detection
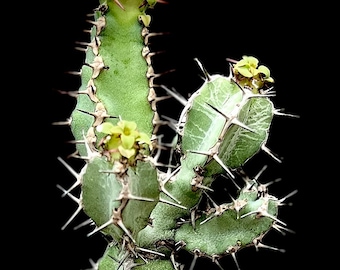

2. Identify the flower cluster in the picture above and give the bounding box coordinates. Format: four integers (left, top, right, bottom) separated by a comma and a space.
233, 55, 274, 92
96, 120, 151, 162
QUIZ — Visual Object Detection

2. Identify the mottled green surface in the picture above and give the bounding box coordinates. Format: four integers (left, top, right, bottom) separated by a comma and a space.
82, 156, 123, 239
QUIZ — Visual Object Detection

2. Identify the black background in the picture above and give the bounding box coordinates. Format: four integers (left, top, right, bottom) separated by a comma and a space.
33, 0, 312, 269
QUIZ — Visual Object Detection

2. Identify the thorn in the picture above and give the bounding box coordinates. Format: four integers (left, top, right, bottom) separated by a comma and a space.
159, 115, 180, 133
189, 204, 199, 229
274, 108, 300, 118
114, 0, 125, 10
87, 218, 113, 238
272, 223, 296, 235
189, 249, 200, 270
159, 166, 182, 204
87, 16, 106, 35
147, 66, 176, 79
159, 198, 187, 209
221, 174, 241, 190
66, 150, 87, 160
212, 257, 224, 270
247, 91, 276, 99
278, 189, 298, 205
194, 58, 211, 81
57, 157, 86, 195
254, 239, 286, 253
170, 252, 181, 270
229, 196, 247, 219
152, 112, 171, 134
116, 183, 155, 202
73, 218, 95, 230
175, 240, 186, 252
81, 129, 100, 161
57, 89, 79, 98
116, 219, 136, 243
200, 191, 229, 224
261, 177, 282, 187
257, 177, 282, 197
87, 206, 136, 244
85, 55, 108, 79
142, 47, 166, 65
78, 79, 99, 102
254, 164, 268, 180
159, 85, 188, 106
205, 103, 255, 132
82, 258, 99, 270
51, 117, 72, 126
261, 144, 282, 163
150, 134, 168, 163
212, 154, 235, 179
156, 0, 169, 4
77, 102, 118, 127
114, 250, 130, 269
226, 57, 238, 64
260, 87, 276, 95
226, 246, 241, 270
76, 36, 101, 56
231, 252, 241, 270
186, 149, 235, 179
143, 31, 170, 45
240, 206, 287, 227
136, 247, 165, 257
66, 70, 82, 76
56, 185, 83, 230
148, 88, 172, 111
74, 46, 87, 53
199, 214, 215, 225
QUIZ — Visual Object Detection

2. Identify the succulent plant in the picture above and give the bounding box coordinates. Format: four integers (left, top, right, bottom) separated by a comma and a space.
52, 1, 299, 269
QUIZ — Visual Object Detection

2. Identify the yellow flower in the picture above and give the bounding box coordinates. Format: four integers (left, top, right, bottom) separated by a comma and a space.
234, 56, 260, 78
96, 120, 151, 161
233, 56, 274, 92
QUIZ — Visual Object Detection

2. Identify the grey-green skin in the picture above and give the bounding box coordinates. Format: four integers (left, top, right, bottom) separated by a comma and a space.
137, 74, 278, 254
58, 0, 288, 269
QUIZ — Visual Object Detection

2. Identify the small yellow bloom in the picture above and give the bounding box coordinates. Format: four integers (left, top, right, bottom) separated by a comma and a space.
96, 120, 151, 162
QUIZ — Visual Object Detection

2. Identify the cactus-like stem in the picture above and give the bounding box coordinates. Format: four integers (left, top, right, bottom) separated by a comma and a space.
53, 1, 298, 269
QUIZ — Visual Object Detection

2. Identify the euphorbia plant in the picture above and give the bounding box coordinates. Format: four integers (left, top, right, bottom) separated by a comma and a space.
52, 0, 298, 269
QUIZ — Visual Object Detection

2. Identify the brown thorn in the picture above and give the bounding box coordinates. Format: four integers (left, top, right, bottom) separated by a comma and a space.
114, 0, 125, 10
77, 102, 118, 127
86, 16, 106, 35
